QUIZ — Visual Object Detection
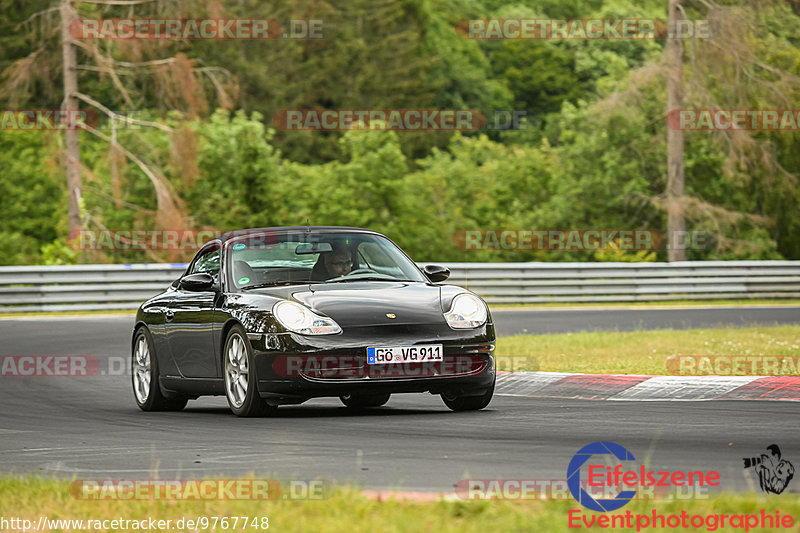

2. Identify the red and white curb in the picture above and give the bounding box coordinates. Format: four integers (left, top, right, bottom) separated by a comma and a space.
495, 372, 800, 401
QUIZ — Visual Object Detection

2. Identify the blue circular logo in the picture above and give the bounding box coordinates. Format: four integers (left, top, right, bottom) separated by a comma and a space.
567, 441, 637, 512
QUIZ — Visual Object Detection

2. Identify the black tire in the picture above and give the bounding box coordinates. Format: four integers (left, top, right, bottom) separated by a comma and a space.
132, 327, 188, 412
340, 393, 391, 408
223, 324, 276, 417
441, 379, 495, 411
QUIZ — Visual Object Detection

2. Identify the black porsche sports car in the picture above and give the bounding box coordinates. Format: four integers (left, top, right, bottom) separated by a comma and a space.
131, 226, 496, 416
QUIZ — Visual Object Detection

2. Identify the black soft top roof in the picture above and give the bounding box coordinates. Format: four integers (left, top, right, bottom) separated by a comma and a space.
206, 226, 382, 248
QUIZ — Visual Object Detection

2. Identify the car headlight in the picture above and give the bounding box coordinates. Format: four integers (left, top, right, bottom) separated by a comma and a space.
444, 293, 488, 329
273, 301, 342, 335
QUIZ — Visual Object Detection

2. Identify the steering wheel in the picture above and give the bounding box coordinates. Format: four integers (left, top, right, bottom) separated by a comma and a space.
345, 268, 375, 276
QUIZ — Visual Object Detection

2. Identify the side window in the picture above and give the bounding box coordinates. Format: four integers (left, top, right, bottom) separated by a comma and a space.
189, 247, 220, 284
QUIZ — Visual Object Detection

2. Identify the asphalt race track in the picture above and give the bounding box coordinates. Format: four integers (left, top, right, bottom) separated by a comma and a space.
1, 307, 798, 494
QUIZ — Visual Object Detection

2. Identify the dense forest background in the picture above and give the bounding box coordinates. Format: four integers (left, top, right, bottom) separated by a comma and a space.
1, 0, 799, 264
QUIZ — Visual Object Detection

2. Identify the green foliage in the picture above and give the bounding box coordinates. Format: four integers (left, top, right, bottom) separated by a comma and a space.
0, 0, 797, 264
0, 131, 64, 265
40, 239, 80, 265
189, 110, 282, 229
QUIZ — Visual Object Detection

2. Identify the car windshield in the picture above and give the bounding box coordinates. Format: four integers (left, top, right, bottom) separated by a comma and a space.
226, 231, 427, 290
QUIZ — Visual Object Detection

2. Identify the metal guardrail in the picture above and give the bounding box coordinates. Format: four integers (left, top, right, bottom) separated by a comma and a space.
0, 264, 187, 312
434, 261, 800, 304
0, 261, 798, 312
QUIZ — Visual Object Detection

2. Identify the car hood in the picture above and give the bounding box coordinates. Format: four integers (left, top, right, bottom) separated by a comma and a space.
291, 281, 445, 327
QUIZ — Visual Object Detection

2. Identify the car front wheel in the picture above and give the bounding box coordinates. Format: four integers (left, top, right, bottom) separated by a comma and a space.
441, 380, 495, 411
224, 325, 276, 417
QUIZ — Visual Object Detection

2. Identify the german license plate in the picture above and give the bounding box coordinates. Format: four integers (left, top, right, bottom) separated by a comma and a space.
367, 345, 443, 364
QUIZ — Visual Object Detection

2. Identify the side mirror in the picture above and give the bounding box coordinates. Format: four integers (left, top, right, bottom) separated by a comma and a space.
180, 272, 215, 291
423, 264, 450, 283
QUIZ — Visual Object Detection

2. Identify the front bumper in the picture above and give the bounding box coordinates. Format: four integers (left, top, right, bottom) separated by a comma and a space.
247, 323, 496, 404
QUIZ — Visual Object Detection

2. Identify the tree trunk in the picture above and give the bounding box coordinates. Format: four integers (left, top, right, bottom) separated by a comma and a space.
666, 0, 686, 261
61, 0, 82, 239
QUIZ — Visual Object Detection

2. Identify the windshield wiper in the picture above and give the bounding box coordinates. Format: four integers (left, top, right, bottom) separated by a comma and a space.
241, 281, 321, 290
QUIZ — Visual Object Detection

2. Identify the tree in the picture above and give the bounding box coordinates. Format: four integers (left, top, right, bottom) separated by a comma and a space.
666, 0, 685, 261
60, 0, 81, 238
3, 0, 237, 261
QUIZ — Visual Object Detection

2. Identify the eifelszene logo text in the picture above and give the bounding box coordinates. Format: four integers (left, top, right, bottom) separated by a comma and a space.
567, 441, 720, 512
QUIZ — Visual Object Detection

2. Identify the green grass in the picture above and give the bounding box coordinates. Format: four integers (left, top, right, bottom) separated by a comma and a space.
1, 476, 799, 532
495, 325, 800, 375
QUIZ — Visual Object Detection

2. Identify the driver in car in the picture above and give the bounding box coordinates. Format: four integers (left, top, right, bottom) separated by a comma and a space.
312, 244, 354, 280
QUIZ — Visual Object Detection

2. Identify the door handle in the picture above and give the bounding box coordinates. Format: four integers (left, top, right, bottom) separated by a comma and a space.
165, 310, 174, 322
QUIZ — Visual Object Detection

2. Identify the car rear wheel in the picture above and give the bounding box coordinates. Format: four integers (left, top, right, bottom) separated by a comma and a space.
441, 379, 495, 411
340, 393, 391, 408
132, 327, 188, 411
224, 325, 276, 417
